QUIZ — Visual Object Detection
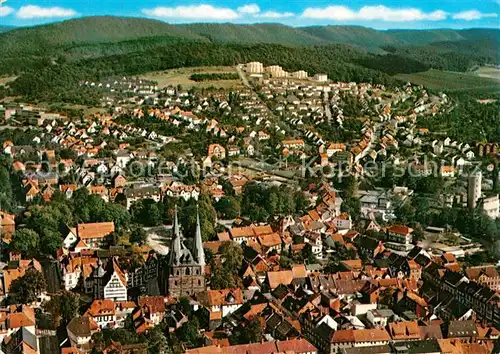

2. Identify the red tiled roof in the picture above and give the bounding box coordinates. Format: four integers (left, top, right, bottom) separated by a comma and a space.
388, 225, 413, 236
267, 270, 293, 289
77, 222, 115, 239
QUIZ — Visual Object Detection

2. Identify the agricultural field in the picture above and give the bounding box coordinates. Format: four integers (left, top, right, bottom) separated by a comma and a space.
395, 68, 500, 92
0, 76, 17, 85
473, 66, 500, 80
139, 66, 242, 89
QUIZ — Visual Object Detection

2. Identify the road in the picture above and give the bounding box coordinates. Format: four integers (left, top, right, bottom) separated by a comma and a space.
355, 122, 382, 162
324, 90, 332, 122
235, 65, 251, 87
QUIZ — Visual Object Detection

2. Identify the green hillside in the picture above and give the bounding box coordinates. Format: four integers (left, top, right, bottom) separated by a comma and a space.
0, 16, 207, 56
0, 26, 14, 33
0, 16, 498, 103
177, 23, 327, 46
1, 16, 498, 57
301, 25, 404, 50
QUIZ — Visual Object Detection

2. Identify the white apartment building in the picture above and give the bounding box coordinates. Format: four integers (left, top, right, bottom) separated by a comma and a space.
292, 70, 308, 79
483, 195, 499, 219
246, 61, 264, 74
313, 74, 328, 82
266, 65, 287, 78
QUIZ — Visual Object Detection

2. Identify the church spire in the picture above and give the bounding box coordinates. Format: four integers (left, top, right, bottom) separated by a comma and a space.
194, 204, 205, 267
170, 205, 182, 265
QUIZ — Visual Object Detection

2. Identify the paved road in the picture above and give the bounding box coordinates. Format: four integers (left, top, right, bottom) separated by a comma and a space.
324, 90, 332, 122
235, 65, 251, 87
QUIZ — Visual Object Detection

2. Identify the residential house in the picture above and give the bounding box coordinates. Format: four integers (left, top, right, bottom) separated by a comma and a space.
84, 299, 116, 329
63, 222, 115, 250
66, 316, 99, 350
124, 186, 162, 209
197, 288, 243, 329
465, 266, 500, 291
207, 144, 226, 160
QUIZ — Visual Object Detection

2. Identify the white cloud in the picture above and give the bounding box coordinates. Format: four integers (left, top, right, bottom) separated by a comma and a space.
452, 10, 498, 21
258, 11, 294, 19
302, 5, 448, 22
237, 4, 260, 15
17, 5, 77, 19
142, 4, 239, 20
0, 5, 14, 17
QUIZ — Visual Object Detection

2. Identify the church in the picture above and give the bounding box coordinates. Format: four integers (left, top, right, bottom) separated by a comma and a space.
167, 206, 206, 297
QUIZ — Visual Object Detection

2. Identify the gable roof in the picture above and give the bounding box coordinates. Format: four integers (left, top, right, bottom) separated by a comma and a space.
67, 316, 99, 337
267, 270, 293, 289
77, 222, 115, 239
197, 288, 243, 307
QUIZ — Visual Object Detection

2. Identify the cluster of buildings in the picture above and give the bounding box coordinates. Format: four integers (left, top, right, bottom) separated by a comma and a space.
244, 62, 327, 82
0, 63, 498, 354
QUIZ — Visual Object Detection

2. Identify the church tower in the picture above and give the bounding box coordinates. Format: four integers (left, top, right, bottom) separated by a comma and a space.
167, 206, 206, 297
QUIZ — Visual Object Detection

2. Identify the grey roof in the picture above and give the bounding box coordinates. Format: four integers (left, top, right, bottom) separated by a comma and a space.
341, 345, 391, 354
67, 317, 93, 337
392, 340, 441, 354
448, 320, 478, 337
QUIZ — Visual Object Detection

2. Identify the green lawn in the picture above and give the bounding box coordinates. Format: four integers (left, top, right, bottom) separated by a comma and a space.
395, 69, 500, 92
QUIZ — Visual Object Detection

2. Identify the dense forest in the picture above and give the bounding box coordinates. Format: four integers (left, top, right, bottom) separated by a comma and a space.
8, 42, 402, 104
1, 17, 498, 104
189, 73, 240, 82
1, 16, 498, 56
418, 92, 500, 142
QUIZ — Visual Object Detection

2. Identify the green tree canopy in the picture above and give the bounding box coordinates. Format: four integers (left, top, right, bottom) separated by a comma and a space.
9, 269, 46, 304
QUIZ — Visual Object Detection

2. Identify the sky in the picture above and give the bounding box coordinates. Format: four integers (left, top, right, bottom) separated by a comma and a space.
0, 0, 499, 29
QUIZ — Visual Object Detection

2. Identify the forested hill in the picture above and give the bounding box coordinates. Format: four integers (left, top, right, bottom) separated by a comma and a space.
1, 16, 498, 104
0, 26, 14, 33
0, 16, 498, 56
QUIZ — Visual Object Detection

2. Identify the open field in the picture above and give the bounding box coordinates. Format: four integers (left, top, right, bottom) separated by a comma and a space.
139, 66, 243, 89
395, 69, 500, 92
473, 66, 500, 80
0, 76, 17, 85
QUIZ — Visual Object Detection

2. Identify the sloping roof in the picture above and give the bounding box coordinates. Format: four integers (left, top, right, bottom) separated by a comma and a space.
267, 270, 293, 289
252, 225, 273, 236
420, 324, 443, 339
466, 265, 499, 280
389, 321, 421, 340
230, 226, 255, 238
8, 308, 35, 329
197, 288, 243, 307
138, 296, 166, 314
291, 264, 307, 279
448, 320, 478, 338
388, 225, 413, 236
85, 299, 115, 317
77, 222, 115, 239
67, 316, 99, 337
258, 233, 281, 247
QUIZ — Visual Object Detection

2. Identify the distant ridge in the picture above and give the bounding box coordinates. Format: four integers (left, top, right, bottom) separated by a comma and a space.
0, 16, 498, 57
0, 25, 15, 33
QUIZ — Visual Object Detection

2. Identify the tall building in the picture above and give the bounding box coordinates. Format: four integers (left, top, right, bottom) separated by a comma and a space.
167, 206, 206, 297
245, 62, 264, 74
313, 73, 328, 82
265, 65, 287, 78
468, 171, 482, 209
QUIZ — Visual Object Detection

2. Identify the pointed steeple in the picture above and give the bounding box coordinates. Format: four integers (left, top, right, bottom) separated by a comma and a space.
170, 205, 182, 265
193, 204, 205, 267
